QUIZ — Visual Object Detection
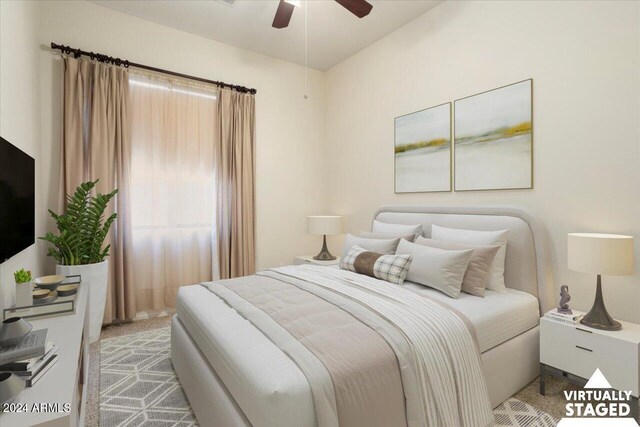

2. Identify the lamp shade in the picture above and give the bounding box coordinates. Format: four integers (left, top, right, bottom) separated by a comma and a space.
568, 233, 634, 276
307, 216, 342, 236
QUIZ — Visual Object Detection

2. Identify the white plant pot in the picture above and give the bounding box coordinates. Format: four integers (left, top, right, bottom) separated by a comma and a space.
15, 281, 33, 307
57, 261, 108, 344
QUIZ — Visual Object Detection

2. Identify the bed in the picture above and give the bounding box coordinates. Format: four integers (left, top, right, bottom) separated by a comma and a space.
171, 206, 555, 427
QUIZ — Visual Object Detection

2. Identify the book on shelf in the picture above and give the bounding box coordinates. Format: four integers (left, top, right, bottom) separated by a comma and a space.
26, 354, 58, 387
0, 342, 57, 376
0, 328, 48, 365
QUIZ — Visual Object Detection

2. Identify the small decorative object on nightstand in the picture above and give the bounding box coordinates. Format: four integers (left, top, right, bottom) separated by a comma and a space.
307, 215, 343, 261
539, 309, 640, 420
568, 233, 634, 331
294, 255, 341, 267
557, 285, 572, 314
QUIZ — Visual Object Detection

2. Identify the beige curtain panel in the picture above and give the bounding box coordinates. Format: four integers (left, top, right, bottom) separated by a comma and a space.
216, 89, 256, 279
61, 57, 136, 323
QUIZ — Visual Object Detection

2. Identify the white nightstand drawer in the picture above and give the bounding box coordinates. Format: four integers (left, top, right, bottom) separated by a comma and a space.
541, 335, 639, 396
541, 318, 639, 363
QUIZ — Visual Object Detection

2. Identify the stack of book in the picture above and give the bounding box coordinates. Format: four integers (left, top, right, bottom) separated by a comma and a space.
543, 310, 585, 326
0, 329, 58, 387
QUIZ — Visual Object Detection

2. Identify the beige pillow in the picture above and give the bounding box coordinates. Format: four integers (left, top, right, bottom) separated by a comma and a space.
341, 234, 401, 259
431, 225, 509, 292
415, 236, 500, 297
372, 220, 423, 237
358, 231, 416, 242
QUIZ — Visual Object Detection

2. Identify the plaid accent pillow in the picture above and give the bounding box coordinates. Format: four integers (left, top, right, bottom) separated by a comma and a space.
340, 245, 413, 284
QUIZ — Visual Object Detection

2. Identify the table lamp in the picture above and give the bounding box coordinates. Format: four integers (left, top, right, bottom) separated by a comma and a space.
568, 233, 634, 331
307, 216, 343, 261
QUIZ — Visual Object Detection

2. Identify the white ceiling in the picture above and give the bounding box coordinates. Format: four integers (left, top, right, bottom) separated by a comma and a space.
89, 0, 442, 71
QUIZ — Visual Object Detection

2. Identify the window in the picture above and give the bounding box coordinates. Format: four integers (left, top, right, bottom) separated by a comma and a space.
129, 73, 218, 309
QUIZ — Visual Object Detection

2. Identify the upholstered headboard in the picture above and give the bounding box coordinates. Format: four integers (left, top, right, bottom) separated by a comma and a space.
373, 206, 555, 313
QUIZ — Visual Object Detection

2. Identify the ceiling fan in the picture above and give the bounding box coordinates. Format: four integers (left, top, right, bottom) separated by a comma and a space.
272, 0, 373, 29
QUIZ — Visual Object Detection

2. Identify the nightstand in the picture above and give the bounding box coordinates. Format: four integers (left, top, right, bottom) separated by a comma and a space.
293, 255, 340, 266
540, 310, 640, 420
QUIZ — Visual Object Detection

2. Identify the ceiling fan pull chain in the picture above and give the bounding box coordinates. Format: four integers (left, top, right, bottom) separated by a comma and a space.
304, 0, 308, 100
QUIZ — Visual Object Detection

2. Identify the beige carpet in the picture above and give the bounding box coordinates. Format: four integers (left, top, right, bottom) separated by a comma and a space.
514, 374, 577, 420
87, 317, 572, 425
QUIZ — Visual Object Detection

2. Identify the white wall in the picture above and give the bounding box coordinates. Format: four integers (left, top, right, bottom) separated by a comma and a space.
0, 1, 45, 310
3, 1, 639, 322
37, 0, 328, 275
325, 1, 640, 322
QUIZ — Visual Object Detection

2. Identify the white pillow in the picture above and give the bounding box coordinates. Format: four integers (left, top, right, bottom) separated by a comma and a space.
372, 220, 423, 237
358, 231, 416, 242
342, 234, 401, 259
431, 224, 509, 292
395, 239, 473, 298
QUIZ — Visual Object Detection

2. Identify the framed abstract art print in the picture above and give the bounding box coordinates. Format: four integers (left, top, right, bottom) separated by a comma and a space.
394, 103, 452, 193
454, 79, 533, 191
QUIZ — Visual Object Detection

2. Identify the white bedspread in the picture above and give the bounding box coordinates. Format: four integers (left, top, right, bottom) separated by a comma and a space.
262, 265, 494, 427
175, 284, 317, 427
402, 282, 540, 352
176, 266, 535, 427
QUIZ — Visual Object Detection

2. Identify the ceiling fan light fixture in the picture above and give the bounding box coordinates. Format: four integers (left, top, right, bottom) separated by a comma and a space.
273, 0, 373, 29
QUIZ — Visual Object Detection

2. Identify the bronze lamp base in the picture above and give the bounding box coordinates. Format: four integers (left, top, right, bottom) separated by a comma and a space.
580, 274, 622, 331
313, 235, 336, 261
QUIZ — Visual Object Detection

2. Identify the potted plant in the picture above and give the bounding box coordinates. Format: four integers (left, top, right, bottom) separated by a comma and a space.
14, 269, 33, 307
39, 180, 117, 343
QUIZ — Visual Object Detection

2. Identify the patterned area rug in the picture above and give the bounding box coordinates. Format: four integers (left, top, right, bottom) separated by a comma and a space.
100, 327, 197, 426
494, 398, 559, 427
100, 326, 559, 427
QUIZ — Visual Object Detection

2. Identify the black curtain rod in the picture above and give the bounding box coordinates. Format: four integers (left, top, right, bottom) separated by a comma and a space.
50, 42, 257, 95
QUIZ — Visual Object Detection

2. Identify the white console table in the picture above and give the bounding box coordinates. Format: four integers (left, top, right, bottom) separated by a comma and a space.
1, 279, 90, 427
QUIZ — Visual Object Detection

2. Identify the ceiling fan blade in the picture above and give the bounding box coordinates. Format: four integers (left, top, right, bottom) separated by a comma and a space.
334, 0, 373, 18
272, 0, 295, 28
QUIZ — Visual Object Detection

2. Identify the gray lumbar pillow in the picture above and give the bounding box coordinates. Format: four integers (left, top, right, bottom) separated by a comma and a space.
395, 239, 474, 299
415, 236, 500, 297
342, 234, 401, 259
372, 220, 423, 237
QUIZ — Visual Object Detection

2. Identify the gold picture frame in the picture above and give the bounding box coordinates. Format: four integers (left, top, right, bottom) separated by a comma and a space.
394, 102, 452, 193
454, 79, 533, 192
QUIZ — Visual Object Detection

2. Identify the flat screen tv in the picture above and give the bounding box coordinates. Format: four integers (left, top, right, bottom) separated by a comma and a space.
0, 137, 35, 262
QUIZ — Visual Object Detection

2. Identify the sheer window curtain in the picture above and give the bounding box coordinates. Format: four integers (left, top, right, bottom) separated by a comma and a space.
129, 71, 219, 310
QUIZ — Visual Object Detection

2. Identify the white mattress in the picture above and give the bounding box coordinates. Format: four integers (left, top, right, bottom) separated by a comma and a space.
175, 279, 539, 426
400, 282, 540, 353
